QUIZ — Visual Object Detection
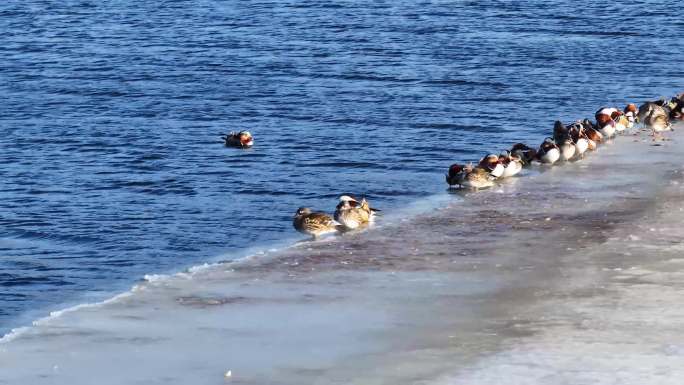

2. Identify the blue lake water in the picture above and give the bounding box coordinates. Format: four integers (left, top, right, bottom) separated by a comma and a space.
1, 0, 682, 335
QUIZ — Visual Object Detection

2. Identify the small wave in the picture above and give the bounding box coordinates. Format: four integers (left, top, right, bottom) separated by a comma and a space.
234, 189, 299, 197
421, 79, 508, 88
0, 274, 73, 287
0, 229, 102, 245
0, 290, 134, 344
0, 239, 298, 343
302, 161, 387, 169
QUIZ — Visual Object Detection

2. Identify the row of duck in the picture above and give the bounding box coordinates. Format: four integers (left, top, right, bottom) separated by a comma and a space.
446, 96, 684, 190
219, 93, 683, 239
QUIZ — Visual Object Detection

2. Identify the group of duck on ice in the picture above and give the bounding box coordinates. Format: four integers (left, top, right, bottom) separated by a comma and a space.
220, 93, 684, 239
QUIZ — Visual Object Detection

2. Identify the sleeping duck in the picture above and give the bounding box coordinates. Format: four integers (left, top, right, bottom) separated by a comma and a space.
568, 122, 589, 158
510, 143, 537, 165
446, 163, 495, 190
536, 138, 560, 165
581, 119, 603, 149
595, 108, 617, 138
333, 195, 379, 231
553, 121, 576, 161
624, 103, 639, 127
499, 151, 523, 177
478, 154, 505, 178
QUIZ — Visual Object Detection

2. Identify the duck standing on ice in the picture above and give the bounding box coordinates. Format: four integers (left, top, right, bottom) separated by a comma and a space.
667, 95, 683, 121
581, 119, 603, 149
445, 163, 495, 190
553, 121, 576, 161
595, 107, 619, 138
567, 122, 589, 158
510, 143, 537, 165
624, 103, 639, 128
461, 166, 496, 189
498, 151, 523, 177
222, 131, 254, 148
638, 101, 671, 133
536, 138, 560, 165
478, 154, 505, 178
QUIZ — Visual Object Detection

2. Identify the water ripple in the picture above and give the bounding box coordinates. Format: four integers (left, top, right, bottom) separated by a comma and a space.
0, 0, 682, 335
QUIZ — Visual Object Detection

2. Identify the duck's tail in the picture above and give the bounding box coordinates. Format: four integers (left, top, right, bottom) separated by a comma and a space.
360, 199, 381, 215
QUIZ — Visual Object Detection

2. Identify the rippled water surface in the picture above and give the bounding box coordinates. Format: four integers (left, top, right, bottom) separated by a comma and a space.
1, 1, 682, 334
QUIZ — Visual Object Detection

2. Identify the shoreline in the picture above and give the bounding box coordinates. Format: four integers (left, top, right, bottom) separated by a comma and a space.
2, 125, 683, 384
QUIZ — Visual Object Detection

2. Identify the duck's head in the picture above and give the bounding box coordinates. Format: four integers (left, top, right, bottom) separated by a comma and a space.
666, 98, 681, 113
596, 114, 612, 128
672, 100, 684, 120
584, 126, 603, 143
510, 143, 531, 152
339, 195, 359, 203
238, 131, 254, 147
509, 153, 522, 163
540, 138, 558, 151
339, 195, 362, 209
610, 109, 623, 120
624, 103, 638, 115
511, 143, 536, 164
479, 154, 500, 170
294, 207, 311, 218
447, 163, 465, 177
553, 120, 566, 133
617, 115, 630, 126
567, 122, 582, 138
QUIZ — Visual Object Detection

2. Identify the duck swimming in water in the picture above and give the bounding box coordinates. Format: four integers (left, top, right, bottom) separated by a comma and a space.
222, 131, 254, 148
333, 195, 378, 231
537, 138, 560, 165
293, 207, 340, 239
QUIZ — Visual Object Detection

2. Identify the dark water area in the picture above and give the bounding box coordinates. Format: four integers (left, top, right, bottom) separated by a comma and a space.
1, 0, 682, 334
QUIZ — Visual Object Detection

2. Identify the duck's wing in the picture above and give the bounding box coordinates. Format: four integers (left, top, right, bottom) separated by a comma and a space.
304, 213, 339, 230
